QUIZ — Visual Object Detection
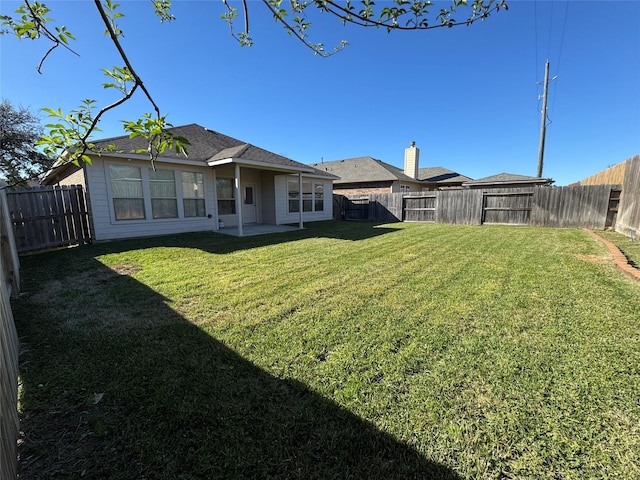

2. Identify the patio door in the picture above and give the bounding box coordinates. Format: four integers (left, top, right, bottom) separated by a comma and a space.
243, 184, 257, 224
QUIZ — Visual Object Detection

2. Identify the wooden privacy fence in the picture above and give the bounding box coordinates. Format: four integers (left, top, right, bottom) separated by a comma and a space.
339, 184, 621, 230
531, 184, 619, 229
6, 185, 91, 253
616, 154, 640, 238
0, 189, 20, 480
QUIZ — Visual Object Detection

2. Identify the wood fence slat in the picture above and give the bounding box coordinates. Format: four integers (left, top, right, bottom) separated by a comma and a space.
616, 155, 639, 238
0, 188, 19, 479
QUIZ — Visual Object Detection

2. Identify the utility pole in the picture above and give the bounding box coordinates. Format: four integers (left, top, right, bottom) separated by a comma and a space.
537, 60, 550, 178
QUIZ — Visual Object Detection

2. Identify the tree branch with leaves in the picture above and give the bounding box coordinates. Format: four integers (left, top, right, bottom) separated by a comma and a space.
1, 0, 507, 170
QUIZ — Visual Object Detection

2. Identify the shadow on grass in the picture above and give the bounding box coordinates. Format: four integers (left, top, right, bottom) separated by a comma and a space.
14, 240, 462, 479
102, 220, 401, 255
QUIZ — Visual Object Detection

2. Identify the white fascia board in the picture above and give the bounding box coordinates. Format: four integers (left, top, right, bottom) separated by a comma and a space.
207, 157, 317, 174
280, 172, 338, 180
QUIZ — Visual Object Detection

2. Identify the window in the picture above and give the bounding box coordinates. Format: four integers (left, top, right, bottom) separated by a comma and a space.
109, 165, 208, 222
288, 178, 325, 213
150, 170, 178, 218
244, 186, 254, 205
109, 165, 145, 220
216, 178, 236, 215
400, 184, 410, 193
182, 172, 205, 217
288, 179, 300, 213
315, 183, 324, 211
302, 181, 313, 212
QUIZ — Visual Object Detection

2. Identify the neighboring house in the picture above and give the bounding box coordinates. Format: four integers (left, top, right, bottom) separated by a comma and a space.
462, 173, 553, 189
310, 142, 471, 195
417, 166, 473, 190
42, 123, 337, 240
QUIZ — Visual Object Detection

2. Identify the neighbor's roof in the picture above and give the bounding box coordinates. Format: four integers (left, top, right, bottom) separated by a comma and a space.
463, 173, 552, 186
90, 123, 336, 178
418, 166, 473, 184
309, 156, 422, 184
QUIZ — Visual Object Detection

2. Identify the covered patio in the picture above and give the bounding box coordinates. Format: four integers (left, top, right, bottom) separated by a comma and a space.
216, 224, 302, 237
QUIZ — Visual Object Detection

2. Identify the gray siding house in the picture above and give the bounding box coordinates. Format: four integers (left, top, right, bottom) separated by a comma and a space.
43, 124, 337, 240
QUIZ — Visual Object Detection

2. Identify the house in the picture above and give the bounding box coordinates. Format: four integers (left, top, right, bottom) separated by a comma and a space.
310, 143, 471, 196
417, 166, 473, 190
462, 173, 553, 189
42, 124, 337, 240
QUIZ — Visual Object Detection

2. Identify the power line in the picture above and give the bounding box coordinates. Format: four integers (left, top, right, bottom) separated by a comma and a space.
550, 1, 570, 114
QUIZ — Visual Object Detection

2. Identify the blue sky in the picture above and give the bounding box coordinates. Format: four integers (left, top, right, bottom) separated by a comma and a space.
1, 0, 639, 185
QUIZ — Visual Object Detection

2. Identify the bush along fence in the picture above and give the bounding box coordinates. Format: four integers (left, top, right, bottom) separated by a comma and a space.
335, 184, 622, 230
6, 185, 91, 253
0, 188, 20, 480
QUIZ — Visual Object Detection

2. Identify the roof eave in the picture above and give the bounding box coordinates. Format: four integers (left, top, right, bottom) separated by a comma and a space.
207, 157, 330, 176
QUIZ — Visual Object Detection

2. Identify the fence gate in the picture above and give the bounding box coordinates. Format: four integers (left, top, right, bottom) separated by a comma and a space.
6, 185, 91, 253
403, 194, 436, 222
482, 190, 533, 225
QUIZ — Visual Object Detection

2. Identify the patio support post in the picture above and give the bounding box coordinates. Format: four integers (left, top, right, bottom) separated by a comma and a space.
235, 164, 243, 237
298, 173, 303, 229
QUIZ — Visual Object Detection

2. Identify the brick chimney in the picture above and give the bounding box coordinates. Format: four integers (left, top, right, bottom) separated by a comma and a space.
404, 141, 420, 179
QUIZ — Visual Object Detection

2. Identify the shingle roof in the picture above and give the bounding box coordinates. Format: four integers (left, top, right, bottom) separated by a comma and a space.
310, 157, 471, 185
309, 157, 420, 183
92, 123, 335, 177
418, 166, 473, 184
464, 173, 551, 185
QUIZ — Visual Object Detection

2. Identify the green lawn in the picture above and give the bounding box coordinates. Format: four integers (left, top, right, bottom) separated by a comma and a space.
599, 229, 640, 268
13, 221, 640, 479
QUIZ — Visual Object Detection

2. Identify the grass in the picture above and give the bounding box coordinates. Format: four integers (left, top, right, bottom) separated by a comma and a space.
598, 229, 640, 268
13, 221, 640, 479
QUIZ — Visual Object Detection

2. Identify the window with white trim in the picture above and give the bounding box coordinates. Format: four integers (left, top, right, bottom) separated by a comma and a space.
182, 172, 205, 217
288, 179, 300, 213
314, 183, 324, 211
150, 169, 178, 218
109, 165, 145, 220
288, 179, 324, 213
108, 165, 208, 221
302, 180, 313, 212
216, 178, 236, 215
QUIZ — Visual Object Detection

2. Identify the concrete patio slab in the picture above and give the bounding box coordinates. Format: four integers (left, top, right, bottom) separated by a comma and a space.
216, 224, 302, 237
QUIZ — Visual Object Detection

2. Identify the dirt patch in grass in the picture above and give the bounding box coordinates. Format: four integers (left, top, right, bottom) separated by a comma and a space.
576, 253, 614, 265
23, 262, 179, 334
28, 264, 142, 305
